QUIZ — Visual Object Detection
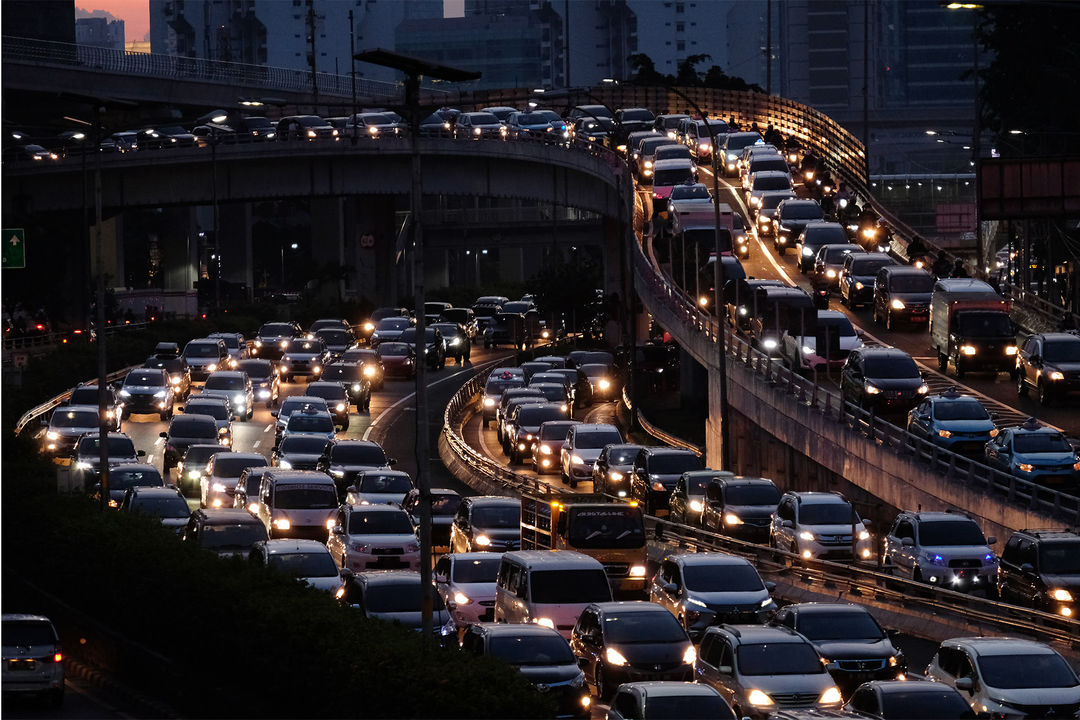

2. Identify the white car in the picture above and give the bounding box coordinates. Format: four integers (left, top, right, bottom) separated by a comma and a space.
925, 636, 1080, 719
434, 552, 501, 626
326, 504, 420, 573
2, 614, 64, 707
770, 491, 872, 563
251, 539, 344, 593
344, 470, 414, 506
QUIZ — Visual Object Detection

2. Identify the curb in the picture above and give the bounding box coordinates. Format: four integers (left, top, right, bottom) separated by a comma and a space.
64, 656, 179, 718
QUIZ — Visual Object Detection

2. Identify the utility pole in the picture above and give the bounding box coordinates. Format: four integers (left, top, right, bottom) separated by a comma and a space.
93, 105, 110, 509
307, 0, 319, 105
765, 0, 772, 95
349, 10, 358, 145
862, 0, 870, 179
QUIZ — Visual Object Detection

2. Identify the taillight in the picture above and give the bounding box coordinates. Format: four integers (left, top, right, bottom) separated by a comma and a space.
41, 651, 63, 663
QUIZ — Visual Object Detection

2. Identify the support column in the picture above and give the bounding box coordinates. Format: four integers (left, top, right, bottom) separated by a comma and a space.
310, 196, 346, 302
218, 202, 253, 300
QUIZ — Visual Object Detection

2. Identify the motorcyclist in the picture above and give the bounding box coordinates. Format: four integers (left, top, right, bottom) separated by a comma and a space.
800, 150, 820, 183
932, 252, 953, 279
763, 124, 783, 146
952, 257, 969, 278
728, 115, 740, 131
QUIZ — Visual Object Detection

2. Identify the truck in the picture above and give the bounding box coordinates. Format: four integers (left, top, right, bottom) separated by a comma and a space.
520, 492, 648, 595
749, 285, 817, 355
670, 201, 749, 259
929, 278, 1018, 379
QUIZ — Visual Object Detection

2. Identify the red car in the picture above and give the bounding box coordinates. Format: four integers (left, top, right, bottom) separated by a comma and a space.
651, 158, 697, 219
377, 342, 416, 380
531, 420, 580, 475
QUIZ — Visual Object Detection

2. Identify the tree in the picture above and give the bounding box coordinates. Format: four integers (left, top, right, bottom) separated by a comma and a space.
675, 54, 711, 86
627, 53, 670, 85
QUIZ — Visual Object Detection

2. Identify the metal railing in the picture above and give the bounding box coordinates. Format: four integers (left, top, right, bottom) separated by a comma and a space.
621, 387, 704, 458
14, 364, 140, 437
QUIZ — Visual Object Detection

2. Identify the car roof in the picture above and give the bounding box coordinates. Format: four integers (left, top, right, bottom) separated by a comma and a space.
867, 679, 957, 694
624, 681, 724, 698
347, 503, 409, 513
261, 539, 328, 555
129, 486, 182, 497
468, 495, 520, 507
1036, 332, 1080, 343
332, 439, 382, 448
448, 551, 502, 561
672, 552, 752, 567
1015, 528, 1080, 541
356, 570, 422, 585
2, 613, 55, 624
57, 403, 99, 414
574, 423, 620, 432
943, 636, 1058, 655
717, 475, 776, 486
213, 452, 265, 462
503, 550, 602, 569
196, 508, 264, 523
207, 370, 245, 378
783, 602, 871, 615
591, 600, 670, 615
717, 624, 806, 644
907, 511, 977, 523
879, 264, 930, 275
474, 622, 564, 638
110, 463, 160, 472
788, 491, 848, 504
856, 347, 911, 359
265, 469, 335, 484
653, 158, 695, 170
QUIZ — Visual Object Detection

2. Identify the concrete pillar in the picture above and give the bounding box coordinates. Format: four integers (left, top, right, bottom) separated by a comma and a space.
159, 207, 199, 294
348, 196, 402, 307
90, 214, 123, 290
679, 349, 708, 415
310, 196, 345, 302
218, 202, 253, 298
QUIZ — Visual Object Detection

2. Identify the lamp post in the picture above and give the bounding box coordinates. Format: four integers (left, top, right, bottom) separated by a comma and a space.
207, 111, 227, 311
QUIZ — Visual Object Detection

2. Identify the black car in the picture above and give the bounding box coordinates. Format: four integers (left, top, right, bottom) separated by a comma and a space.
402, 487, 461, 548
700, 476, 781, 541
1016, 332, 1080, 406
845, 680, 975, 719
305, 381, 353, 430
431, 322, 471, 364
91, 463, 165, 509
997, 528, 1080, 617
840, 347, 928, 415
771, 199, 824, 254
771, 603, 906, 692
319, 363, 373, 411
839, 254, 899, 310
118, 368, 175, 421
630, 447, 704, 515
161, 414, 223, 474
236, 358, 280, 408
398, 326, 446, 370
181, 508, 269, 557
316, 439, 395, 499
592, 443, 645, 497
69, 432, 144, 490
142, 355, 191, 400
340, 347, 385, 391
68, 384, 123, 431
252, 321, 303, 361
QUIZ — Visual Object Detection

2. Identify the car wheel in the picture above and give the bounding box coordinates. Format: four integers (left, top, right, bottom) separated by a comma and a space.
560, 468, 569, 484
568, 476, 577, 488
788, 540, 800, 567
1038, 380, 1052, 406
1017, 372, 1028, 396
937, 351, 948, 372
341, 420, 350, 432
594, 666, 609, 700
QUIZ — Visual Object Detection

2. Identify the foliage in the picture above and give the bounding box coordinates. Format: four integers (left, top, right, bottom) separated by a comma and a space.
628, 52, 763, 92
525, 248, 603, 332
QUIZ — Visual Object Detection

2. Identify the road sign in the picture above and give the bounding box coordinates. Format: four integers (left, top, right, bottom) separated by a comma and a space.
2, 228, 25, 269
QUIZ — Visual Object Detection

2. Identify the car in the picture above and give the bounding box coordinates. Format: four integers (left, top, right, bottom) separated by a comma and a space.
317, 439, 394, 498
199, 370, 254, 421
450, 496, 521, 553
254, 470, 339, 540
838, 254, 899, 309
319, 364, 373, 412
532, 420, 579, 475
983, 418, 1080, 489
772, 199, 825, 254
180, 508, 268, 557
183, 337, 230, 381
419, 109, 456, 136
650, 553, 776, 641
313, 327, 356, 359
695, 624, 843, 719
273, 396, 330, 440
69, 431, 145, 490
498, 391, 550, 445
924, 636, 1080, 718
506, 110, 568, 141
771, 603, 905, 691
481, 372, 526, 425
701, 476, 782, 541
558, 423, 623, 487
906, 388, 997, 456
872, 265, 935, 329
752, 190, 798, 237
398, 327, 446, 370
575, 363, 619, 405
453, 111, 506, 139
621, 128, 662, 159
795, 222, 850, 273
340, 347, 385, 390
667, 470, 727, 526
161, 413, 225, 475
505, 403, 569, 465
272, 433, 331, 471
607, 682, 735, 720
480, 106, 520, 122
472, 295, 509, 317
402, 488, 462, 549
348, 111, 403, 137
592, 443, 646, 498
200, 451, 268, 509
844, 679, 975, 719
461, 623, 591, 718
207, 332, 248, 364
233, 115, 275, 141
1016, 332, 1080, 406
653, 112, 691, 139
141, 124, 195, 148
741, 152, 790, 195
118, 485, 191, 532
840, 347, 928, 415
431, 322, 471, 364
681, 118, 728, 161
528, 382, 573, 414
375, 342, 416, 379
251, 539, 344, 593
175, 443, 227, 496
434, 552, 502, 626
233, 466, 269, 514
236, 358, 280, 408
570, 601, 694, 699
337, 570, 453, 635
720, 131, 765, 175
344, 470, 414, 507
91, 462, 164, 509
880, 511, 998, 594
635, 135, 680, 181
67, 384, 123, 431
746, 171, 795, 215
327, 504, 420, 572
370, 316, 412, 346
630, 447, 703, 515
653, 143, 694, 165
650, 159, 698, 216
143, 354, 192, 400
997, 528, 1080, 617
305, 381, 352, 430
570, 115, 615, 145
275, 115, 337, 141
770, 491, 873, 563
780, 310, 862, 374
179, 395, 233, 440
279, 339, 330, 382
2, 614, 65, 707
252, 321, 303, 361
813, 244, 866, 292
40, 404, 99, 458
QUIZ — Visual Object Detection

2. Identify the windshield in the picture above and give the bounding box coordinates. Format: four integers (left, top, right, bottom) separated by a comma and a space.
530, 569, 611, 604
1013, 432, 1073, 454
308, 385, 346, 401
245, 117, 272, 129
576, 430, 623, 449
124, 371, 165, 387
213, 456, 266, 477
918, 520, 986, 546
955, 313, 1013, 336
377, 318, 410, 331
472, 504, 520, 529
316, 330, 352, 345
274, 485, 337, 509
724, 483, 781, 506
268, 551, 337, 578
109, 468, 163, 490
361, 113, 396, 126
799, 502, 856, 525
488, 635, 574, 666
258, 323, 296, 337
332, 445, 386, 465
863, 356, 919, 379
297, 117, 326, 128
286, 415, 334, 433
2, 620, 56, 646
184, 342, 220, 358
622, 109, 654, 121
804, 226, 849, 245
348, 510, 414, 534
469, 112, 500, 124
754, 176, 791, 191
211, 335, 240, 349
288, 340, 325, 354
183, 446, 221, 466
1043, 340, 1080, 363
79, 437, 137, 456
817, 316, 857, 337
727, 135, 762, 151
202, 523, 267, 550
364, 583, 445, 613
934, 399, 990, 421
130, 495, 189, 518
670, 185, 711, 200
453, 556, 500, 583
656, 146, 691, 161
517, 112, 553, 125
534, 386, 567, 403
797, 611, 883, 640
643, 696, 734, 720
379, 343, 411, 357
358, 474, 412, 494
649, 453, 702, 475
602, 610, 686, 644
568, 508, 644, 549
517, 406, 566, 427
654, 168, 694, 186
238, 360, 273, 379
607, 447, 639, 465
890, 274, 935, 293
683, 562, 764, 592
432, 494, 462, 516
50, 409, 98, 428
279, 436, 329, 454
976, 653, 1078, 689
1040, 541, 1080, 574
738, 642, 824, 676
825, 247, 861, 263
186, 403, 228, 421
539, 423, 576, 441
581, 365, 609, 378
849, 257, 895, 275
753, 158, 790, 173
205, 375, 246, 391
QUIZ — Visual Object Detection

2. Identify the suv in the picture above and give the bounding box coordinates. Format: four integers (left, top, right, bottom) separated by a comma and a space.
183, 337, 230, 381
1016, 332, 1080, 406
838, 253, 898, 310
279, 339, 330, 382
40, 404, 99, 457
180, 508, 268, 557
450, 496, 521, 553
67, 384, 123, 431
872, 265, 934, 329
592, 443, 645, 497
253, 321, 303, 361
924, 637, 1080, 718
305, 380, 352, 430
608, 682, 735, 720
840, 347, 928, 415
117, 367, 175, 421
559, 423, 623, 487
142, 354, 191, 400
695, 624, 842, 719
997, 528, 1080, 616
770, 491, 872, 563
905, 388, 997, 456
398, 326, 446, 370
630, 447, 704, 515
983, 418, 1080, 489
200, 370, 254, 421
771, 198, 824, 254
326, 503, 420, 572
880, 511, 998, 595
2, 614, 65, 707
795, 222, 849, 273
700, 476, 781, 542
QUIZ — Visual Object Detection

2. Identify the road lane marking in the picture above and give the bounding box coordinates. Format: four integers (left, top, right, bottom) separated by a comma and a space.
253, 440, 261, 449
263, 424, 272, 433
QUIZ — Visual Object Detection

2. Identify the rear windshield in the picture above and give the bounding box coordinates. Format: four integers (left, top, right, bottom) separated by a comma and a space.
529, 569, 611, 604
213, 456, 267, 477
205, 375, 246, 391
539, 422, 576, 441
364, 584, 446, 613
751, 157, 789, 173
488, 635, 574, 666
331, 444, 387, 465
863, 355, 919, 378
186, 403, 229, 421
648, 452, 702, 474
279, 436, 329, 454
274, 485, 337, 509
567, 507, 644, 549
683, 562, 764, 593
201, 523, 267, 550
358, 474, 412, 494
575, 429, 623, 449
654, 168, 694, 186
738, 642, 824, 676
2, 620, 56, 646
726, 134, 762, 151
268, 551, 337, 578
51, 409, 98, 428
286, 415, 334, 433
110, 468, 164, 490
348, 510, 414, 534
130, 494, 189, 518
889, 274, 935, 293
453, 556, 500, 583
517, 406, 567, 427
934, 399, 989, 421
184, 342, 220, 358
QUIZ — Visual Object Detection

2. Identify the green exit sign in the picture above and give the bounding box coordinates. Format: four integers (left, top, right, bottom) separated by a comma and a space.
2, 228, 25, 269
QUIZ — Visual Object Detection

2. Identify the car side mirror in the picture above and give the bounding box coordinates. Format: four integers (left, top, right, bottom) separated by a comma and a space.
339, 568, 353, 581
136, 450, 146, 457
332, 524, 344, 535
782, 519, 794, 529
662, 582, 678, 594
1020, 562, 1035, 573
901, 537, 914, 546
435, 573, 448, 584
764, 581, 776, 592
955, 677, 974, 693
717, 665, 733, 675
826, 661, 839, 671
159, 431, 168, 438
39, 417, 48, 427
270, 411, 278, 418
177, 406, 185, 413
986, 536, 997, 545
1030, 354, 1041, 366
387, 458, 397, 466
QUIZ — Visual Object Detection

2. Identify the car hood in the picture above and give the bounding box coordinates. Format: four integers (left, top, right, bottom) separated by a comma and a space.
517, 663, 582, 685
349, 532, 417, 545
574, 448, 604, 463
922, 544, 994, 561
368, 608, 451, 629
865, 377, 924, 391
687, 589, 770, 609
451, 581, 496, 603
616, 641, 688, 666
350, 492, 407, 506
743, 671, 834, 697
52, 426, 97, 438
1047, 361, 1080, 373
812, 638, 895, 660
302, 576, 342, 593
122, 385, 168, 395
890, 291, 932, 305
722, 504, 776, 523
1012, 451, 1078, 465
982, 686, 1080, 705
475, 528, 520, 542
283, 352, 322, 361
279, 452, 325, 466
1041, 574, 1080, 592
938, 419, 996, 433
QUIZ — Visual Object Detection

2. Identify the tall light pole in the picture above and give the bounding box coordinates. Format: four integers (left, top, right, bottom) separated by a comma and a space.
355, 50, 480, 640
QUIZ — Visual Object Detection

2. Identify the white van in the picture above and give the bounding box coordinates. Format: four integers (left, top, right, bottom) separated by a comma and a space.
493, 550, 612, 638
257, 469, 338, 540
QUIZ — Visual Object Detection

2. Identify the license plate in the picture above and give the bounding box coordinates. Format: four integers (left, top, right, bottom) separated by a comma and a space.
54, 457, 71, 466
910, 314, 928, 321
8, 659, 35, 671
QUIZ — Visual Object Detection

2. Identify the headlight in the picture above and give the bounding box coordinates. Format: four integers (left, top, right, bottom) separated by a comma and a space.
938, 429, 953, 438
278, 459, 293, 469
799, 531, 815, 541
891, 299, 906, 310
924, 552, 945, 565
605, 647, 629, 666
609, 471, 623, 481
258, 389, 271, 398
211, 482, 227, 493
335, 403, 346, 412
273, 517, 291, 530
762, 338, 778, 350
1051, 588, 1074, 602
474, 534, 491, 546
118, 389, 132, 397
917, 384, 929, 394
540, 445, 552, 455
960, 345, 977, 356
326, 518, 337, 530
453, 591, 471, 605
363, 322, 375, 332
598, 379, 611, 390
724, 513, 742, 526
802, 247, 815, 257
1018, 463, 1034, 472
750, 196, 761, 207
819, 687, 842, 705
802, 345, 815, 355
858, 530, 870, 540
46, 431, 59, 440
747, 689, 774, 707
280, 340, 289, 349
234, 394, 246, 405
362, 365, 376, 377
644, 160, 653, 169
170, 375, 182, 384
682, 645, 697, 664
76, 461, 93, 470
312, 366, 321, 374
571, 455, 584, 465
207, 364, 217, 373
651, 481, 666, 492
188, 470, 201, 480
307, 129, 317, 138
689, 499, 704, 512
629, 565, 646, 577
248, 502, 259, 513
535, 617, 555, 629
888, 655, 901, 667
330, 469, 345, 477
1049, 370, 1065, 381
483, 397, 495, 407
254, 340, 263, 348
826, 269, 837, 278
855, 282, 865, 291
865, 384, 881, 395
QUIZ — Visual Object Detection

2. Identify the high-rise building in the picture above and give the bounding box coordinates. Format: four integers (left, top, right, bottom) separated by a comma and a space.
628, 0, 730, 81
76, 16, 126, 51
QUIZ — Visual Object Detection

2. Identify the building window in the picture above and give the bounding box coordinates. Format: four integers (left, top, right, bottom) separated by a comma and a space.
676, 22, 684, 32
677, 40, 685, 51
676, 3, 684, 12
